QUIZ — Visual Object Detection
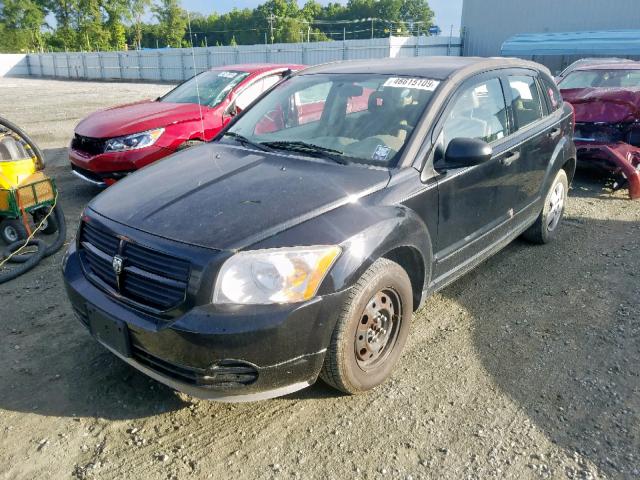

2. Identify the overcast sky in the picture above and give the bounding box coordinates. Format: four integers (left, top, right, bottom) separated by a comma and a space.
181, 0, 463, 33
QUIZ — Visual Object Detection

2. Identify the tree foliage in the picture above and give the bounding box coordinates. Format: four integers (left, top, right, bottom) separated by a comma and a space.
0, 0, 434, 53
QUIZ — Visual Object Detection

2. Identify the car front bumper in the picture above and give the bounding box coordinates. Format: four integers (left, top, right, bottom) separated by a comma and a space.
575, 141, 640, 200
63, 244, 346, 401
69, 144, 175, 185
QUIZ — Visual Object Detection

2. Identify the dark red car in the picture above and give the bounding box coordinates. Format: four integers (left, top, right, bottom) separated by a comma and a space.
69, 63, 304, 186
558, 62, 640, 199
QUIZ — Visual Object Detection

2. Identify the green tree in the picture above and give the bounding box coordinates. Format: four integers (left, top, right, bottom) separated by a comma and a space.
129, 0, 152, 49
0, 0, 435, 53
76, 0, 109, 50
103, 0, 129, 50
0, 0, 48, 52
152, 0, 187, 48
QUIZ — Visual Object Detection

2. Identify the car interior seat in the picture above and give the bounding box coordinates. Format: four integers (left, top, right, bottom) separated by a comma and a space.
511, 87, 541, 127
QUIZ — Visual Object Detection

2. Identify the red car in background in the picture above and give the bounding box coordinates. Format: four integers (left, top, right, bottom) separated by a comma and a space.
70, 63, 304, 186
558, 62, 640, 199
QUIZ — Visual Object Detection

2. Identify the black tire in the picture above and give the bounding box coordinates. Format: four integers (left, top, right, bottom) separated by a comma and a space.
320, 258, 413, 394
5, 204, 66, 262
0, 219, 28, 245
33, 208, 58, 235
522, 169, 569, 244
0, 239, 46, 284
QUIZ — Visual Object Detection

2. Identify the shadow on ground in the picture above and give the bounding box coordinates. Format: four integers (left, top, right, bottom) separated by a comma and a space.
1, 165, 189, 420
43, 147, 70, 168
440, 214, 639, 477
570, 167, 629, 201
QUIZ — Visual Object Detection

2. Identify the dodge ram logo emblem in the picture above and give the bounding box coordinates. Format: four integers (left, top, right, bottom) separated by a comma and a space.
112, 255, 124, 290
112, 255, 124, 275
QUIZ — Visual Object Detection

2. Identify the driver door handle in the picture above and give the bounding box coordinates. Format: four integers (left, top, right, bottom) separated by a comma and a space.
500, 150, 520, 166
548, 128, 561, 140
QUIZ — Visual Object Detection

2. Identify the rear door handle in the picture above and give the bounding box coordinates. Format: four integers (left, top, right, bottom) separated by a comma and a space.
500, 151, 520, 166
548, 128, 561, 140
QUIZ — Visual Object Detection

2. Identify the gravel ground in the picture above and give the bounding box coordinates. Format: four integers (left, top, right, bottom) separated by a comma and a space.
0, 78, 638, 480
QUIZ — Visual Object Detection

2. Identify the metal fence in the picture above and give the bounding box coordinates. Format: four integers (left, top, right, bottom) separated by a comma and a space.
24, 36, 461, 82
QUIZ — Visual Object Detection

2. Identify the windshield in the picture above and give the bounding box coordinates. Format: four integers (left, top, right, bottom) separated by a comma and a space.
161, 70, 249, 107
560, 69, 640, 89
225, 73, 439, 167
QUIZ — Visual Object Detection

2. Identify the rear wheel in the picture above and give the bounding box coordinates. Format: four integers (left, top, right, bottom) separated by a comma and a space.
33, 208, 58, 235
0, 219, 28, 245
522, 169, 568, 244
320, 258, 413, 394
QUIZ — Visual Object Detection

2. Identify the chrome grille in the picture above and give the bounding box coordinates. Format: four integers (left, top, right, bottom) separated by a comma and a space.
79, 221, 190, 312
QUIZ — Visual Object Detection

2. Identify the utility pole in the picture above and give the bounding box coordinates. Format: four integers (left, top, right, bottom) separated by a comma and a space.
343, 27, 346, 41
268, 12, 275, 44
371, 18, 374, 39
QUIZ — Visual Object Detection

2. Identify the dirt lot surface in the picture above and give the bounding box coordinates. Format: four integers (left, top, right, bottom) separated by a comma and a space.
0, 78, 638, 480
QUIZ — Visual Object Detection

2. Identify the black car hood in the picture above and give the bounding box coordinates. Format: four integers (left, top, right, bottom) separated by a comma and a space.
88, 143, 390, 251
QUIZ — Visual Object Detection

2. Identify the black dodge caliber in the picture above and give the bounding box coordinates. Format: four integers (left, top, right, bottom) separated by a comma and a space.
63, 57, 576, 401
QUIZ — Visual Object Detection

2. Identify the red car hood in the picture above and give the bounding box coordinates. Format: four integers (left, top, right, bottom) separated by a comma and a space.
561, 87, 640, 123
75, 101, 216, 139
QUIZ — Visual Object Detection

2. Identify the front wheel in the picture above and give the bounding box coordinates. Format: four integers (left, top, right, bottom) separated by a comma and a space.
522, 169, 568, 244
0, 219, 28, 245
320, 258, 413, 394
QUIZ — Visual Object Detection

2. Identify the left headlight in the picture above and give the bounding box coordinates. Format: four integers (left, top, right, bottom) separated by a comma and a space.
213, 246, 342, 305
104, 128, 164, 152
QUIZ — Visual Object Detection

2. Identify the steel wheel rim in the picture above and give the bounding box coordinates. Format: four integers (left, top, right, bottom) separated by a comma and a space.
546, 181, 565, 232
354, 287, 402, 370
4, 225, 18, 243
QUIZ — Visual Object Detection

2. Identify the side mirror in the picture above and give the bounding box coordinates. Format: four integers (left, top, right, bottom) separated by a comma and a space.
443, 137, 493, 168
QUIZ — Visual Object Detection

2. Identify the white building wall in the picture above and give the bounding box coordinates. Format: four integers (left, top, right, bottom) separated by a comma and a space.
462, 0, 640, 57
0, 54, 29, 77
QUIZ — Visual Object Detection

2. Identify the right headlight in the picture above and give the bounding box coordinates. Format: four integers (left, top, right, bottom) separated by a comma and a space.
104, 128, 164, 152
213, 245, 341, 305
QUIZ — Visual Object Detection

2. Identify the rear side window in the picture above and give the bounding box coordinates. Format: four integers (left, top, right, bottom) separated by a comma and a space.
541, 77, 561, 111
508, 76, 544, 128
235, 75, 282, 111
442, 78, 508, 148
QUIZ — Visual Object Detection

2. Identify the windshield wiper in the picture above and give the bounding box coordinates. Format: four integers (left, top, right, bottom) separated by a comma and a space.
223, 132, 273, 152
261, 140, 349, 165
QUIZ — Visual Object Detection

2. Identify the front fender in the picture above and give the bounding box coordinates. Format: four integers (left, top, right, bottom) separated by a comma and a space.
327, 205, 433, 296
250, 200, 433, 299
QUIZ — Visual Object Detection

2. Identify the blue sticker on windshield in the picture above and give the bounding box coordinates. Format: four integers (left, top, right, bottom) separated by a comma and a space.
372, 144, 391, 162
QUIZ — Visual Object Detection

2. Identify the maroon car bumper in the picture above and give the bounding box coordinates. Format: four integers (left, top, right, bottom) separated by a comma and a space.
576, 141, 640, 200
69, 144, 176, 185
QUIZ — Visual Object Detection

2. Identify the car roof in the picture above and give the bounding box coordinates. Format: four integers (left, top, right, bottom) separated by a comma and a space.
209, 63, 305, 74
573, 62, 640, 72
299, 56, 550, 80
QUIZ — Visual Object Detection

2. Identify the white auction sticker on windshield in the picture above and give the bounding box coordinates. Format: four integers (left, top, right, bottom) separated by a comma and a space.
217, 71, 237, 78
383, 77, 440, 91
372, 144, 391, 162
